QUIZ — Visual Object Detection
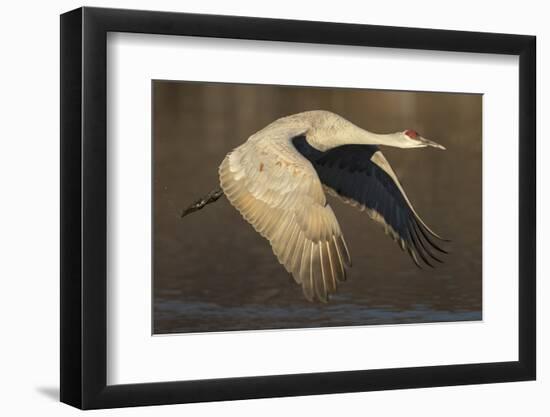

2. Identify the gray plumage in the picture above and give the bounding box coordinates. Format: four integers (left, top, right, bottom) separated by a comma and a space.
215, 110, 447, 302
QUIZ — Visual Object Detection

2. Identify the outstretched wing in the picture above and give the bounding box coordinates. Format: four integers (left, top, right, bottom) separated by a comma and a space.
293, 136, 447, 267
219, 127, 351, 302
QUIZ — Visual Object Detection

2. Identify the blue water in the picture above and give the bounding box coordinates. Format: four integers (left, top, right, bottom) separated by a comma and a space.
154, 297, 481, 334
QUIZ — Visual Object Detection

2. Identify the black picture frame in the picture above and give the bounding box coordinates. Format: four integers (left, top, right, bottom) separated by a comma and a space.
60, 6, 536, 410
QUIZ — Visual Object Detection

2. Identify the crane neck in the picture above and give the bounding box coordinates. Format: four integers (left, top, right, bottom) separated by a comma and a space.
307, 123, 403, 151
354, 129, 401, 146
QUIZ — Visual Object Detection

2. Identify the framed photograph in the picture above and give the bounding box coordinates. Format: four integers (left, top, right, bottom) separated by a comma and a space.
60, 6, 536, 409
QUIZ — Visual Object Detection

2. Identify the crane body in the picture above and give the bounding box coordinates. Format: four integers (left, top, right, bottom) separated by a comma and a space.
183, 110, 448, 302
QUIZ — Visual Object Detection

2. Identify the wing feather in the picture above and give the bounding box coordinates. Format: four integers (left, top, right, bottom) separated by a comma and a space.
292, 135, 447, 267
220, 130, 350, 302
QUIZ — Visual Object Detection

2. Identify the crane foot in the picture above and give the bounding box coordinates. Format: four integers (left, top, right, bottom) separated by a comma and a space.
180, 188, 224, 218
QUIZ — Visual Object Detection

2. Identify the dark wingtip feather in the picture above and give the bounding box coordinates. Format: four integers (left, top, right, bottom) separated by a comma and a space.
414, 219, 449, 254
439, 237, 452, 243
406, 244, 423, 269
407, 227, 434, 268
435, 246, 449, 255
411, 221, 445, 263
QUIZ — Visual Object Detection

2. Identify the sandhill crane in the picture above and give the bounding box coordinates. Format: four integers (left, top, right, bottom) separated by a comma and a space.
181, 110, 448, 302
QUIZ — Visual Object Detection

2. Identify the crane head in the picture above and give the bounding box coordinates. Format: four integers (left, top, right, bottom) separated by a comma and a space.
401, 129, 446, 150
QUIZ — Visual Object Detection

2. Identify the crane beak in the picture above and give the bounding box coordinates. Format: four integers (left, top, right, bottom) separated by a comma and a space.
420, 137, 446, 150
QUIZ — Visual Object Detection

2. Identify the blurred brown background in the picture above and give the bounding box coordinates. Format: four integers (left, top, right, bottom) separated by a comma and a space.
153, 80, 482, 334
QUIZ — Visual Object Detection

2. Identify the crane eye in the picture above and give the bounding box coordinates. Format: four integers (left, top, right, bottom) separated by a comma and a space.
404, 129, 419, 139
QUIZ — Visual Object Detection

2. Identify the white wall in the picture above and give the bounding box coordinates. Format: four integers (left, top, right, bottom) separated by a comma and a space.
0, 0, 545, 416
